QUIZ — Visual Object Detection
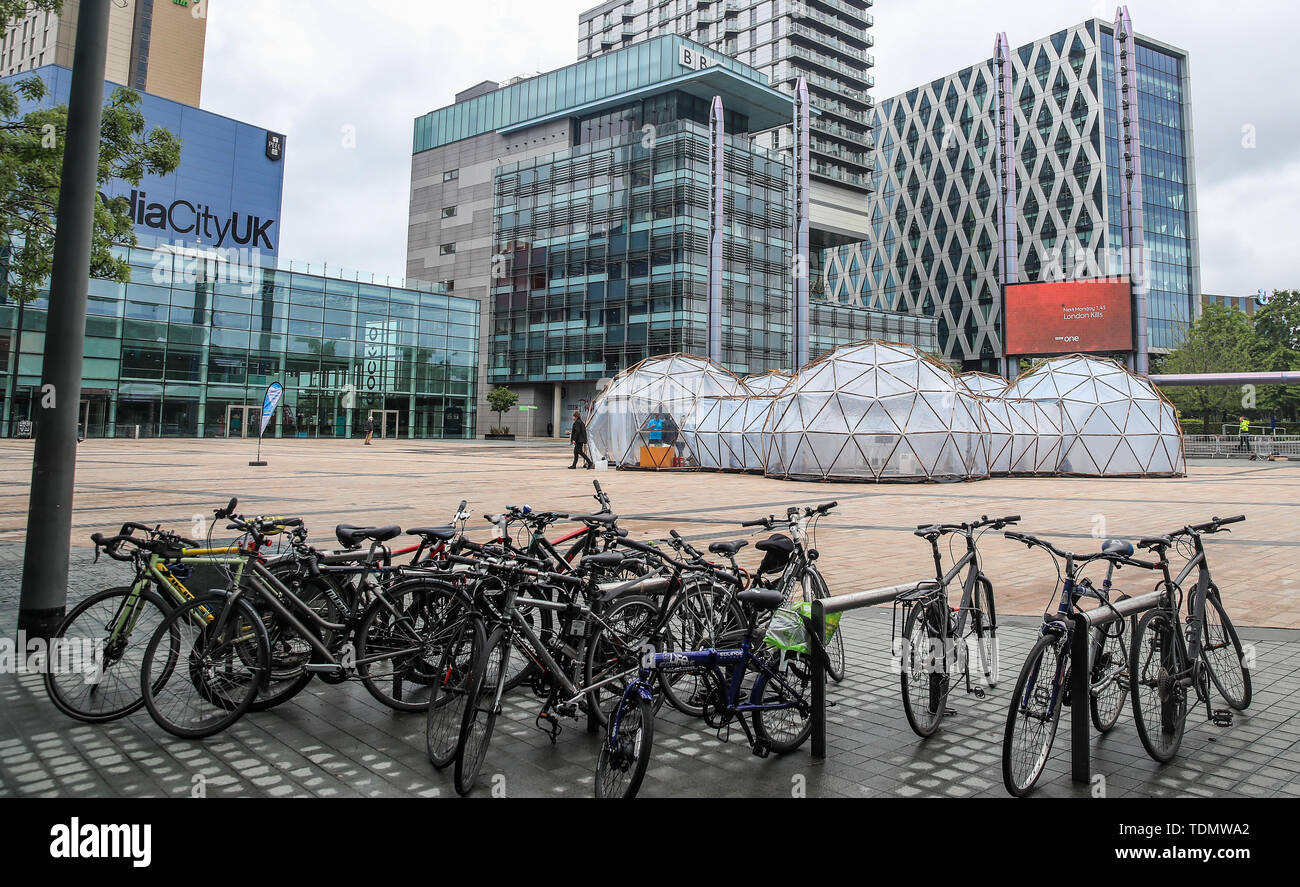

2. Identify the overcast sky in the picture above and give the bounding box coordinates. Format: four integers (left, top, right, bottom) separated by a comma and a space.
202, 0, 1298, 294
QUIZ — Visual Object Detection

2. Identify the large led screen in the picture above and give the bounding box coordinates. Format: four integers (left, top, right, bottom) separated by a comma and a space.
1005, 280, 1134, 355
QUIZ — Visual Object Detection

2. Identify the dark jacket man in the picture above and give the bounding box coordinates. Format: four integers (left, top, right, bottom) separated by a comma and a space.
569, 411, 593, 469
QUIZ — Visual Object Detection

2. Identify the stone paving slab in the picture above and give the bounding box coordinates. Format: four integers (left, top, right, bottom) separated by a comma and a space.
1, 439, 1297, 625
1, 561, 1296, 798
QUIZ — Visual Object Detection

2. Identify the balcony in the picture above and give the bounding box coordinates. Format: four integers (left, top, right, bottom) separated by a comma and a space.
783, 66, 873, 105
807, 0, 874, 28
790, 5, 873, 46
789, 45, 873, 86
811, 115, 874, 148
789, 23, 874, 64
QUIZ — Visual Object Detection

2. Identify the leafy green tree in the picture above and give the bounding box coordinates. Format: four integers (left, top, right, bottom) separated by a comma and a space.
1, 2, 181, 303
1158, 304, 1255, 430
486, 386, 519, 433
1250, 290, 1300, 420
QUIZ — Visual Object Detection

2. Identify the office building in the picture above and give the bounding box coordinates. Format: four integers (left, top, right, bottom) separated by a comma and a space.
577, 0, 877, 263
2, 0, 207, 106
823, 13, 1199, 371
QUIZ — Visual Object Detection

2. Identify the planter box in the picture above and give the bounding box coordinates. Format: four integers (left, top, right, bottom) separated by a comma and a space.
485, 433, 516, 441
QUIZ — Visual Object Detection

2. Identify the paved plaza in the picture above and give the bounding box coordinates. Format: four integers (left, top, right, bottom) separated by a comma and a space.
0, 439, 1297, 798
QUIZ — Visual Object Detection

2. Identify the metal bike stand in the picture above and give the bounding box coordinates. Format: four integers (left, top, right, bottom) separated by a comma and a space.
804, 580, 934, 759
1069, 589, 1164, 783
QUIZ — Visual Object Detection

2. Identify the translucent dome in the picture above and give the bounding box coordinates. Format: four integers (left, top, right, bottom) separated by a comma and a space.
763, 341, 989, 481
587, 353, 746, 468
959, 371, 1010, 396
741, 370, 794, 395
1005, 355, 1185, 476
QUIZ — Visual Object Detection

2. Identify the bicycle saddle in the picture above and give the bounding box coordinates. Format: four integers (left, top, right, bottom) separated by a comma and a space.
1138, 535, 1172, 550
1100, 538, 1134, 557
708, 540, 749, 556
570, 512, 617, 525
407, 526, 457, 542
334, 524, 402, 548
755, 534, 794, 553
737, 589, 786, 611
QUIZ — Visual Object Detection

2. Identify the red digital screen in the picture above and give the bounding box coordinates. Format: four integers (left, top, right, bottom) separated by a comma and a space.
1004, 280, 1134, 355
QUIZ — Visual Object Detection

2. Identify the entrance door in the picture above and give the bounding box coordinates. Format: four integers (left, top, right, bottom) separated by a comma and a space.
225, 404, 254, 438
368, 409, 400, 439
79, 397, 108, 438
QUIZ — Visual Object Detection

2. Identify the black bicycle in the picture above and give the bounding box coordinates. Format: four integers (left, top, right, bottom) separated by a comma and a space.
1129, 515, 1251, 763
897, 514, 1017, 737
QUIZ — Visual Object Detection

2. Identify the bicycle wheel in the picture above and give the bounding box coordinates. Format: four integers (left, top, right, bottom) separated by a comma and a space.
751, 649, 814, 753
1089, 613, 1130, 733
658, 582, 739, 716
1002, 633, 1066, 796
584, 594, 659, 726
45, 585, 171, 723
595, 692, 655, 799
356, 580, 457, 711
1200, 588, 1252, 711
454, 625, 511, 796
803, 568, 845, 683
250, 569, 347, 712
1130, 609, 1187, 763
971, 576, 999, 688
426, 604, 484, 769
900, 601, 949, 737
140, 594, 268, 739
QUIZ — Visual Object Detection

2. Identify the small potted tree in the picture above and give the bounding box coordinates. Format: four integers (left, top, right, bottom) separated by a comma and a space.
485, 386, 519, 440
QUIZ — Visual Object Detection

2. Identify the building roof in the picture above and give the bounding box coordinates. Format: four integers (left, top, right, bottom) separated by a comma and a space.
413, 35, 802, 153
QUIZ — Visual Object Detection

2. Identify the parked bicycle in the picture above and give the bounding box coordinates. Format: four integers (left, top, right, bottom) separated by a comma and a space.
1129, 515, 1251, 763
897, 514, 1018, 737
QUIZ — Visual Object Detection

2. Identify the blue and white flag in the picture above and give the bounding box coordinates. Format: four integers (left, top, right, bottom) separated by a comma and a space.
259, 382, 283, 437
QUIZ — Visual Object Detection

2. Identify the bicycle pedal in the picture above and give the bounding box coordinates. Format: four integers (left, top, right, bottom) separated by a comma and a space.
1211, 709, 1233, 727
944, 708, 958, 716
535, 711, 562, 744
751, 742, 770, 759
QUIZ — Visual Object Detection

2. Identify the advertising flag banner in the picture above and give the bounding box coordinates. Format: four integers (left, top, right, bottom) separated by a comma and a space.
259, 382, 284, 437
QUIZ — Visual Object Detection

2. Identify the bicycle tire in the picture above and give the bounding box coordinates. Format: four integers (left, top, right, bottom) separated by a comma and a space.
584, 594, 659, 726
426, 605, 484, 769
900, 601, 948, 737
972, 575, 999, 689
455, 625, 511, 796
751, 650, 814, 753
1089, 610, 1130, 733
1002, 632, 1066, 796
250, 569, 347, 712
1200, 588, 1252, 711
805, 568, 845, 683
45, 585, 171, 723
595, 691, 655, 798
356, 579, 457, 712
1130, 608, 1187, 763
657, 582, 741, 716
140, 593, 268, 739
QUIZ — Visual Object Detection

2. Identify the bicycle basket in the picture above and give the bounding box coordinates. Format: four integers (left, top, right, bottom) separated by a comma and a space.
763, 602, 841, 654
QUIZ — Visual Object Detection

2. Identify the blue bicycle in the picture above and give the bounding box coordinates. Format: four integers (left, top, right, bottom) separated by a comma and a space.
594, 588, 815, 798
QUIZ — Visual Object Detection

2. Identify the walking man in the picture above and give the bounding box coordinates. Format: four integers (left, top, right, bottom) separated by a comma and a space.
569, 410, 594, 469
1237, 415, 1250, 453
363, 415, 375, 446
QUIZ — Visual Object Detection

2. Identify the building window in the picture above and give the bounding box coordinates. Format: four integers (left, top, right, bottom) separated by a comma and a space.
442, 205, 457, 218
440, 243, 456, 256
439, 279, 455, 292
443, 169, 459, 182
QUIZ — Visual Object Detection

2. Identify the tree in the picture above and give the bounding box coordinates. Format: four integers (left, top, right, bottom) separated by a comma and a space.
1250, 289, 1300, 420
486, 386, 518, 433
1, 19, 182, 303
1158, 304, 1255, 430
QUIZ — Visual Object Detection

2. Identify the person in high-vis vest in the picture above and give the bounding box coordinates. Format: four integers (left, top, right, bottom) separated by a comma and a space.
1238, 416, 1251, 452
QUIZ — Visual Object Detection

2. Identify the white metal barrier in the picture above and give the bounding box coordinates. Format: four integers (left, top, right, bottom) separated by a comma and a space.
1182, 434, 1300, 458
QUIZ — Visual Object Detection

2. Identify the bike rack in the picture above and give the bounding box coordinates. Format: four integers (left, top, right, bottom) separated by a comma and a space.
1068, 589, 1164, 783
805, 580, 935, 758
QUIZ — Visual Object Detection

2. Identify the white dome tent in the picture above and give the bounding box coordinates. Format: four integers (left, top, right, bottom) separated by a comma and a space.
741, 370, 794, 396
586, 353, 746, 469
717, 395, 776, 471
763, 341, 990, 482
960, 371, 1010, 397
1004, 355, 1185, 477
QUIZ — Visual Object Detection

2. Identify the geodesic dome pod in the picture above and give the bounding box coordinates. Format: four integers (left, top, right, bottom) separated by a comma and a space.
680, 396, 746, 470
717, 395, 776, 471
741, 370, 794, 396
978, 397, 1014, 474
960, 371, 1010, 397
1003, 397, 1066, 475
1004, 355, 1185, 477
586, 353, 745, 468
763, 341, 990, 482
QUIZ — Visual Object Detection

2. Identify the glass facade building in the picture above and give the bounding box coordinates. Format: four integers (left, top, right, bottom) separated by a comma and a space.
1, 245, 479, 439
489, 116, 792, 384
820, 16, 1198, 370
